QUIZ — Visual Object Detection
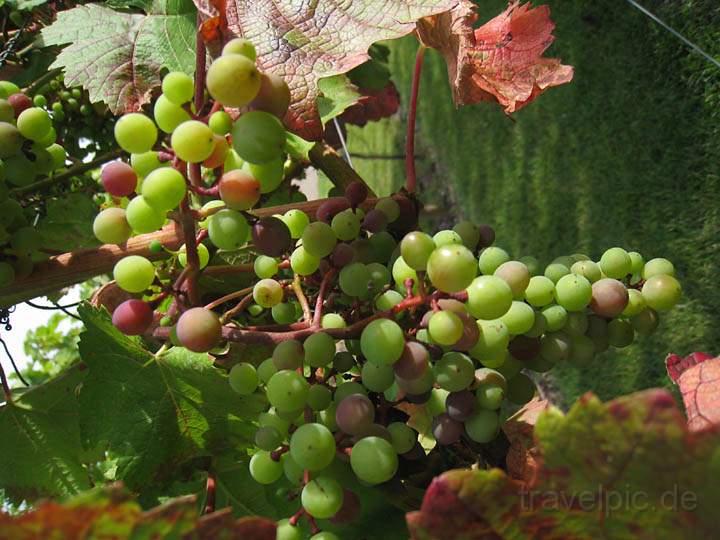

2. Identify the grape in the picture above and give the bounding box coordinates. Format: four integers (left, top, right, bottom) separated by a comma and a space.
565, 311, 589, 335
426, 244, 477, 293
469, 319, 509, 365
316, 198, 351, 224
47, 143, 66, 169
141, 167, 187, 211
321, 313, 346, 329
272, 303, 297, 324
394, 341, 429, 380
540, 331, 572, 362
0, 262, 15, 287
478, 225, 496, 249
401, 231, 435, 270
375, 198, 400, 222
101, 161, 137, 197
628, 251, 644, 274
290, 423, 335, 471
112, 299, 153, 335
568, 334, 595, 366
311, 533, 340, 540
506, 373, 536, 405
175, 307, 222, 352
224, 148, 244, 171
476, 380, 504, 410
586, 315, 610, 352
208, 209, 249, 250
432, 413, 463, 445
465, 275, 513, 320
494, 261, 531, 298
361, 318, 405, 365
267, 370, 309, 411
376, 289, 404, 311
365, 264, 389, 293
590, 278, 629, 318
252, 217, 292, 257
445, 390, 476, 421
232, 111, 285, 163
282, 209, 309, 239
508, 335, 541, 361
126, 196, 166, 233
304, 332, 336, 367
368, 231, 396, 263
631, 308, 659, 334
93, 207, 132, 244
335, 393, 374, 435
495, 354, 523, 380
16, 107, 51, 141
540, 304, 567, 332
361, 361, 394, 392
221, 37, 257, 59
162, 71, 194, 105
202, 135, 229, 168
0, 81, 19, 98
608, 319, 634, 348
209, 111, 233, 135
453, 220, 480, 250
113, 255, 155, 293
339, 262, 371, 297
253, 278, 283, 308
114, 113, 157, 154
302, 476, 343, 518
302, 221, 337, 258
622, 289, 647, 317
387, 422, 416, 454
362, 209, 388, 232
290, 246, 320, 276
249, 451, 283, 484
229, 363, 259, 395
153, 94, 191, 133
254, 255, 278, 278
257, 358, 278, 383
0, 99, 12, 122
428, 310, 463, 345
642, 274, 681, 311
131, 151, 168, 178
554, 273, 592, 311
570, 259, 601, 283
0, 122, 22, 158
276, 520, 302, 540
599, 247, 631, 279
434, 351, 474, 392
350, 436, 398, 484
465, 409, 499, 443
250, 73, 291, 118
171, 120, 214, 163
331, 209, 361, 241
500, 301, 535, 335
642, 258, 675, 279
523, 314, 546, 338
345, 181, 368, 207
178, 243, 210, 269
308, 384, 332, 411
335, 381, 367, 402
255, 425, 282, 451
478, 247, 510, 275
544, 263, 570, 283
218, 170, 260, 210
433, 229, 463, 247
9, 93, 32, 117
281, 452, 304, 485
206, 54, 260, 107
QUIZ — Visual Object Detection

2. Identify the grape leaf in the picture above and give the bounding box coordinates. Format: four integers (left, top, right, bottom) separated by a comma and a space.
0, 363, 89, 505
341, 83, 401, 127
37, 193, 99, 251
395, 401, 437, 453
317, 75, 363, 127
193, 0, 457, 139
666, 352, 720, 432
407, 389, 720, 540
417, 0, 573, 114
41, 1, 196, 114
501, 396, 550, 482
76, 305, 266, 491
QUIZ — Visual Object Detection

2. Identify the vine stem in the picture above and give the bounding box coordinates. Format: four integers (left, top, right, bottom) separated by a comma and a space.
406, 44, 426, 193
203, 470, 216, 515
292, 275, 312, 322
312, 269, 337, 326
0, 359, 12, 403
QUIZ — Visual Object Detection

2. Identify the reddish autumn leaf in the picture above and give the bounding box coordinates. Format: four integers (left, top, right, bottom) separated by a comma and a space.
666, 352, 720, 432
501, 396, 550, 482
200, 0, 227, 43
417, 0, 573, 114
341, 83, 401, 127
407, 389, 720, 540
193, 0, 457, 139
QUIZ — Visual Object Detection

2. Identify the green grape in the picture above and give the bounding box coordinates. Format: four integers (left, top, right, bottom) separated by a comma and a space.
254, 255, 279, 278
524, 275, 556, 307
427, 244, 477, 293
304, 332, 336, 367
171, 120, 214, 163
495, 354, 523, 380
229, 363, 258, 395
149, 240, 163, 254
258, 358, 278, 384
387, 422, 416, 454
36, 127, 57, 148
428, 310, 463, 345
126, 196, 166, 233
540, 304, 568, 332
276, 519, 302, 540
16, 107, 51, 142
318, 313, 344, 329
290, 246, 320, 275
339, 262, 371, 297
464, 409, 499, 442
141, 167, 186, 211
223, 148, 244, 171
93, 207, 132, 244
308, 384, 332, 411
476, 381, 504, 410
290, 423, 336, 471
466, 275, 513, 320
400, 231, 435, 270
32, 94, 47, 108
568, 334, 595, 366
0, 122, 23, 158
0, 81, 20, 98
628, 251, 644, 274
318, 402, 339, 431
376, 289, 403, 311
368, 231, 397, 263
80, 104, 93, 116
396, 365, 435, 395
540, 331, 572, 362
0, 99, 14, 122
564, 311, 589, 335
311, 533, 340, 540
302, 476, 343, 518
46, 143, 66, 169
506, 373, 536, 405
375, 197, 400, 222
0, 262, 15, 287
131, 151, 168, 177
500, 301, 535, 335
391, 255, 418, 289
554, 273, 592, 311
209, 111, 233, 135
434, 352, 474, 392
153, 94, 191, 133
453, 220, 480, 250
281, 452, 304, 485
244, 158, 284, 193
162, 71, 194, 105
113, 255, 155, 293
334, 381, 367, 402
608, 319, 635, 348
350, 436, 397, 484
361, 361, 394, 392
259, 410, 291, 436
30, 145, 53, 175
178, 243, 210, 268
631, 308, 659, 334
253, 278, 283, 308
544, 263, 570, 283
478, 247, 510, 275
232, 111, 285, 163
208, 209, 249, 250
433, 229, 463, 247
599, 247, 631, 279
267, 370, 309, 411
366, 263, 389, 292
524, 313, 547, 338
114, 113, 157, 154
642, 274, 681, 311
622, 289, 647, 317
207, 54, 260, 107
642, 258, 675, 279
333, 351, 354, 373
469, 319, 509, 364
222, 37, 257, 60
249, 451, 283, 484
553, 255, 576, 268
570, 259, 601, 283
331, 209, 361, 241
282, 209, 309, 239
272, 302, 296, 324
255, 425, 282, 451
360, 318, 404, 365
302, 221, 337, 258
494, 261, 531, 298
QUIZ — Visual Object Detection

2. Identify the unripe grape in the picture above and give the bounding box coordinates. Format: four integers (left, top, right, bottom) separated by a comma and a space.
0, 99, 14, 122
350, 436, 397, 484
222, 37, 257, 60
126, 196, 166, 233
599, 247, 632, 279
642, 274, 681, 311
400, 231, 435, 270
202, 135, 229, 169
427, 244, 477, 293
590, 278, 629, 318
478, 246, 510, 275
554, 273, 592, 311
113, 255, 155, 293
208, 209, 249, 250
302, 477, 343, 519
93, 207, 132, 244
228, 363, 258, 395
244, 158, 284, 193
218, 169, 260, 210
571, 259, 601, 282
453, 220, 480, 250
209, 110, 233, 135
253, 278, 283, 308
112, 299, 154, 335
131, 150, 168, 178
16, 107, 51, 142
250, 73, 291, 119
0, 122, 23, 158
178, 243, 210, 269
360, 318, 405, 365
176, 307, 222, 352
171, 120, 215, 163
206, 54, 261, 107
161, 71, 194, 105
141, 167, 187, 211
114, 113, 157, 154
544, 262, 570, 283
282, 209, 309, 239
101, 161, 137, 197
428, 310, 463, 345
153, 94, 191, 133
642, 258, 675, 279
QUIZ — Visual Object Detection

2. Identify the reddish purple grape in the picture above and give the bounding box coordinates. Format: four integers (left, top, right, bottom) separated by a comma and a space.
405, 390, 431, 404
112, 299, 153, 335
316, 197, 350, 223
362, 209, 388, 233
8, 93, 32, 116
388, 195, 418, 235
252, 216, 291, 257
175, 307, 222, 352
445, 390, 476, 421
344, 181, 368, 207
477, 225, 496, 248
590, 278, 629, 318
250, 73, 291, 119
330, 489, 361, 525
394, 341, 429, 380
331, 242, 355, 267
350, 238, 374, 264
353, 423, 392, 443
102, 161, 138, 197
335, 393, 374, 435
432, 413, 463, 445
509, 336, 541, 361
452, 313, 480, 351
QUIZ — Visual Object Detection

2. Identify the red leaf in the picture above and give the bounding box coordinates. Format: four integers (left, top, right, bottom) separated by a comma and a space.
200, 0, 227, 43
666, 352, 720, 432
340, 83, 401, 127
501, 396, 550, 482
417, 0, 574, 113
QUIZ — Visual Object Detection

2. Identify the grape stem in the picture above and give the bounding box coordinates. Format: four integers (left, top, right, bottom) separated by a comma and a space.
292, 275, 312, 322
174, 158, 201, 306
188, 184, 218, 197
220, 291, 256, 323
0, 358, 12, 403
204, 286, 254, 311
203, 469, 216, 515
312, 269, 337, 326
406, 44, 426, 193
270, 445, 290, 462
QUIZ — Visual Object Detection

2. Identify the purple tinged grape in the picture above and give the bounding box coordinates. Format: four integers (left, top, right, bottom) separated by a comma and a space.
452, 312, 480, 351
589, 278, 629, 318
101, 161, 137, 197
344, 181, 368, 207
252, 217, 291, 257
353, 423, 393, 443
331, 242, 355, 267
175, 308, 222, 352
329, 489, 361, 525
362, 209, 388, 233
432, 413, 463, 445
316, 198, 351, 223
393, 341, 429, 380
405, 390, 432, 404
112, 299, 154, 335
445, 390, 476, 421
335, 393, 374, 435
509, 335, 541, 361
477, 225, 496, 248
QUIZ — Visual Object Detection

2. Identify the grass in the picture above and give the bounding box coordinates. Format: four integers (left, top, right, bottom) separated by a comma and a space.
346, 0, 720, 407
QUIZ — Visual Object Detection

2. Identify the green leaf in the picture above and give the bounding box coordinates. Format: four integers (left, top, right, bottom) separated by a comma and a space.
41, 1, 196, 114
76, 305, 265, 491
407, 389, 720, 539
37, 193, 99, 251
16, 0, 49, 11
0, 363, 89, 504
317, 75, 362, 126
283, 133, 315, 162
